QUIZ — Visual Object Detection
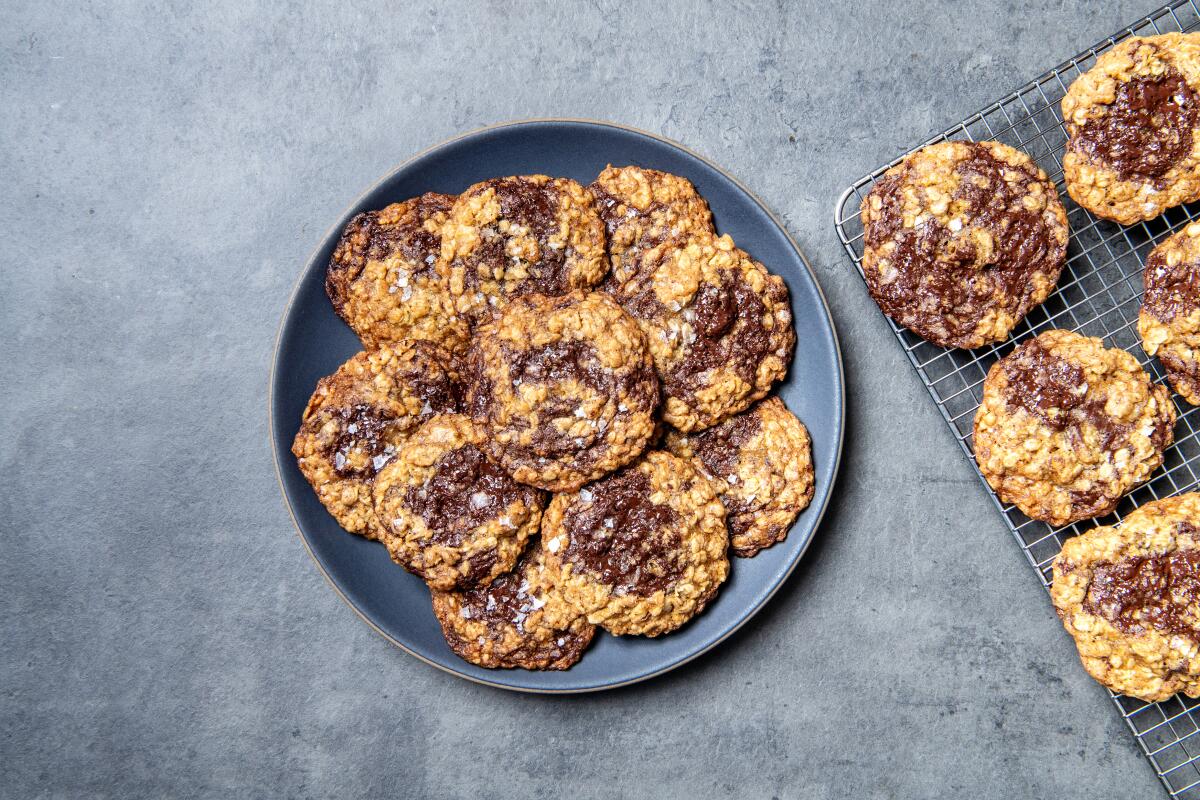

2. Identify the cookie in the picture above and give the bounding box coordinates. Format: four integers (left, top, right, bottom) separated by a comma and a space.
1051, 493, 1200, 702
290, 342, 463, 539
440, 175, 607, 322
325, 194, 470, 354
374, 413, 543, 591
1139, 222, 1200, 404
1063, 34, 1200, 225
431, 539, 595, 670
605, 232, 794, 432
587, 164, 715, 285
859, 140, 1068, 349
466, 290, 659, 492
974, 329, 1175, 527
541, 450, 729, 637
665, 397, 814, 557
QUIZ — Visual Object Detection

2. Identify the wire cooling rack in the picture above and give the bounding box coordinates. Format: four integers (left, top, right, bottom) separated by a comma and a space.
834, 3, 1200, 797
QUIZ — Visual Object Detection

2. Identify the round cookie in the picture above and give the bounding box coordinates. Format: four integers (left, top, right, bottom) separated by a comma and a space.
290, 342, 463, 539
605, 231, 794, 432
541, 450, 729, 637
325, 194, 470, 354
1140, 222, 1200, 405
374, 413, 544, 591
466, 290, 659, 492
1063, 33, 1200, 225
665, 397, 814, 558
974, 329, 1175, 527
431, 540, 596, 670
440, 175, 607, 322
1051, 493, 1200, 702
587, 164, 715, 285
859, 140, 1068, 349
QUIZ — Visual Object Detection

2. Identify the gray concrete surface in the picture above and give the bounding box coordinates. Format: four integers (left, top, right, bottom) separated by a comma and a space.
0, 1, 1169, 797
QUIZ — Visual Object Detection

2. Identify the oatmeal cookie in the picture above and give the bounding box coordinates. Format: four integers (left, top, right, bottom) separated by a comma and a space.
587, 165, 714, 284
325, 194, 470, 354
440, 175, 607, 322
374, 413, 543, 591
1051, 493, 1200, 702
666, 397, 814, 557
1063, 34, 1200, 224
1140, 222, 1200, 404
541, 450, 729, 637
605, 232, 794, 432
974, 329, 1175, 527
466, 290, 659, 492
431, 539, 595, 670
290, 342, 463, 539
859, 140, 1068, 349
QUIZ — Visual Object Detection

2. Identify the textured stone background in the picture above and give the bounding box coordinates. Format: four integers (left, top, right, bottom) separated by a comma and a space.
0, 1, 1169, 797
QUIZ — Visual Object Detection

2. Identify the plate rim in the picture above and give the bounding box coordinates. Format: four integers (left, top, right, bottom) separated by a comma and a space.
268, 117, 846, 693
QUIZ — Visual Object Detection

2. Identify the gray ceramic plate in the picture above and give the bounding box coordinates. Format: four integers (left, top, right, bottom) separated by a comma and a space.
270, 119, 844, 692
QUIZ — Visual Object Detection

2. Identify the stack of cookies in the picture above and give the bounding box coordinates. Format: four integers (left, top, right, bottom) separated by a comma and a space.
859, 33, 1200, 702
293, 167, 815, 670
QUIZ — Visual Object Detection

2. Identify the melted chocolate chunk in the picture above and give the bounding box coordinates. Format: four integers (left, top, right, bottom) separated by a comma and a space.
664, 267, 786, 400
1001, 339, 1130, 450
1083, 540, 1200, 638
327, 404, 398, 479
864, 145, 1063, 347
1143, 244, 1200, 323
462, 177, 573, 297
326, 194, 454, 310
688, 409, 762, 479
1071, 68, 1197, 181
456, 552, 542, 633
403, 444, 541, 546
561, 467, 682, 597
396, 341, 465, 413
507, 339, 608, 392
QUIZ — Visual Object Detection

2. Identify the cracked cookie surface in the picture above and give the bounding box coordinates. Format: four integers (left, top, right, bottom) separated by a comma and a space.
431, 539, 595, 670
440, 175, 607, 323
974, 329, 1175, 527
860, 140, 1068, 349
605, 231, 794, 432
1052, 493, 1200, 701
291, 342, 463, 539
326, 194, 470, 354
374, 413, 543, 591
666, 397, 813, 557
541, 450, 729, 637
1140, 222, 1200, 404
466, 290, 659, 492
1063, 33, 1200, 224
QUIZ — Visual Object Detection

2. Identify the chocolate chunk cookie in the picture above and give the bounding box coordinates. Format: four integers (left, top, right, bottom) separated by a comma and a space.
440, 175, 607, 322
374, 414, 544, 591
541, 450, 729, 637
290, 343, 463, 539
325, 194, 471, 354
606, 232, 794, 432
1140, 222, 1200, 404
860, 140, 1068, 349
466, 290, 659, 492
1063, 34, 1200, 224
431, 539, 596, 670
587, 165, 715, 285
974, 329, 1175, 527
1051, 493, 1200, 702
666, 397, 814, 557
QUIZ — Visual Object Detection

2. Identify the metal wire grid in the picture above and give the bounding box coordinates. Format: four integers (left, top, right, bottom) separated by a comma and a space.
833, 3, 1200, 796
